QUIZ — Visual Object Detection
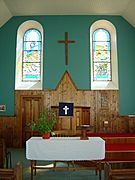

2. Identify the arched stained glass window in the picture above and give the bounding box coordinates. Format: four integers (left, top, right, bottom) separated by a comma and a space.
23, 29, 41, 81
93, 28, 111, 81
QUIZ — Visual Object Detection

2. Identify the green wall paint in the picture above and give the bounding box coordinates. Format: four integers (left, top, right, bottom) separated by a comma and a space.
0, 15, 135, 115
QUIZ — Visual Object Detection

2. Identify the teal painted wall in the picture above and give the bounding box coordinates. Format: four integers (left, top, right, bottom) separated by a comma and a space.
0, 15, 135, 115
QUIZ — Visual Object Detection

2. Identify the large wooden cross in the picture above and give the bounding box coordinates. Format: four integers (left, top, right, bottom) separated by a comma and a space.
58, 32, 75, 65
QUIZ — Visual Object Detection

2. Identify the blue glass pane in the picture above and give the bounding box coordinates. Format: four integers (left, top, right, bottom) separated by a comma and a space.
93, 62, 111, 81
23, 51, 40, 62
24, 29, 41, 41
93, 29, 110, 42
24, 41, 41, 51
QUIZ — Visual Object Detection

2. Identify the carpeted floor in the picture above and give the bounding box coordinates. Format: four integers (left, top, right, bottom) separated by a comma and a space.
9, 148, 105, 180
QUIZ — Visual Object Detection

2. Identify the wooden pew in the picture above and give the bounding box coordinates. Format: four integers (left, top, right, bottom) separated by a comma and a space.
0, 138, 12, 168
0, 139, 6, 168
87, 133, 135, 163
0, 162, 22, 180
87, 133, 135, 179
105, 162, 135, 180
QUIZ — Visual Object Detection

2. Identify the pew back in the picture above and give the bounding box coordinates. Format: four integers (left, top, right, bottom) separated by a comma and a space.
0, 162, 22, 180
0, 139, 6, 168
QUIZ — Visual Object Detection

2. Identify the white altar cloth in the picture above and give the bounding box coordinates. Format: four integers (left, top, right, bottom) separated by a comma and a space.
26, 137, 105, 161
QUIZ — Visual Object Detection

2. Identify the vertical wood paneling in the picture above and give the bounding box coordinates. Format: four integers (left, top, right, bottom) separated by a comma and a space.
1, 71, 135, 147
0, 116, 16, 147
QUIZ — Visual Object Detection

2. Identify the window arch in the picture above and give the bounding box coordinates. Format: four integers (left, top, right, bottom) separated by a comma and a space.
90, 20, 119, 90
15, 20, 43, 90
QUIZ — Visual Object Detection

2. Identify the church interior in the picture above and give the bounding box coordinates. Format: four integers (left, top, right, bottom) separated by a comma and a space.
0, 0, 135, 179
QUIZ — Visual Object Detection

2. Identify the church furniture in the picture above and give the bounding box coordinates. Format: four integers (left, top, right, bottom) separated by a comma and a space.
0, 139, 6, 168
104, 162, 135, 180
0, 138, 12, 168
87, 132, 135, 179
105, 142, 135, 179
87, 133, 135, 161
0, 116, 15, 147
51, 105, 90, 132
78, 125, 93, 140
26, 136, 105, 180
0, 162, 22, 180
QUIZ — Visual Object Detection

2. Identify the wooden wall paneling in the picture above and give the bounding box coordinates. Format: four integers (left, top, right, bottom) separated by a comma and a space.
14, 91, 21, 147
21, 95, 43, 146
89, 91, 96, 130
128, 117, 135, 133
0, 118, 3, 137
22, 97, 32, 146
95, 90, 119, 133
13, 72, 122, 147
15, 91, 44, 147
74, 108, 82, 127
5, 116, 15, 147
0, 116, 16, 147
0, 139, 5, 168
51, 106, 90, 133
82, 107, 90, 125
51, 107, 63, 131
71, 115, 76, 132
117, 116, 129, 133
60, 117, 71, 130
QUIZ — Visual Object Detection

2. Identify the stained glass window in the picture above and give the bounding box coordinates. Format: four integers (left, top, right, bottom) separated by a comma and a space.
23, 29, 41, 81
93, 29, 111, 81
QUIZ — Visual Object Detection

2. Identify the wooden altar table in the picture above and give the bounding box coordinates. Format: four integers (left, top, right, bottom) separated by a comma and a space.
26, 137, 105, 180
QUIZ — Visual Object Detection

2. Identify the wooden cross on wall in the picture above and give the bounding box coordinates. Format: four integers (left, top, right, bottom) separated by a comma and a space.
58, 32, 75, 65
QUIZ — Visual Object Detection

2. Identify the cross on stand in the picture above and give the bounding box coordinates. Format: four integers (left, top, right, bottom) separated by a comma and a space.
58, 32, 75, 65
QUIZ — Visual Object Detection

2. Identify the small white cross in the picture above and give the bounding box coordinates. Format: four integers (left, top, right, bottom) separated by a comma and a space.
63, 105, 69, 115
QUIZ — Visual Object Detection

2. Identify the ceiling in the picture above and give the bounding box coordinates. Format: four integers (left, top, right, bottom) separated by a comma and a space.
0, 0, 135, 28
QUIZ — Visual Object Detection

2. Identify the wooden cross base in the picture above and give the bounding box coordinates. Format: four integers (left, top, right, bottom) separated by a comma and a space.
80, 129, 89, 140
79, 125, 91, 140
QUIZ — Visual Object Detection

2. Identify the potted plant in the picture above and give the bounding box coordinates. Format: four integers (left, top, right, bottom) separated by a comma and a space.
30, 108, 57, 139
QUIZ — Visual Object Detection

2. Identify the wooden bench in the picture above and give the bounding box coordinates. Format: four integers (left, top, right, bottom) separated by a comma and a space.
86, 133, 135, 179
0, 162, 22, 180
87, 133, 135, 160
0, 139, 6, 168
104, 162, 135, 180
0, 138, 12, 168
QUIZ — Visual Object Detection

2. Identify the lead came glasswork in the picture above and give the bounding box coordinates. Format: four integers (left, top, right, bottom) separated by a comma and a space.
93, 29, 111, 81
94, 63, 111, 81
24, 29, 41, 42
23, 51, 40, 62
23, 63, 40, 81
23, 29, 41, 81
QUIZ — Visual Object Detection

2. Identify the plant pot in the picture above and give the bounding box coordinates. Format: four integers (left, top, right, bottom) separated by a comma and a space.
42, 132, 50, 139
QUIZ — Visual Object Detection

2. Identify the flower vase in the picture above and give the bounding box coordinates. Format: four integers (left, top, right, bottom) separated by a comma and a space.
42, 132, 50, 139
